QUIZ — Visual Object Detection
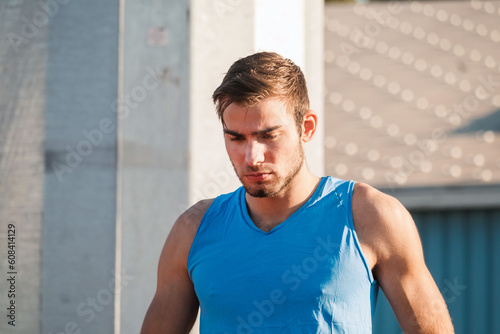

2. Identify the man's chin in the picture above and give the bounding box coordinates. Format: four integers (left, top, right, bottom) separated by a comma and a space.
243, 182, 281, 198
246, 190, 269, 198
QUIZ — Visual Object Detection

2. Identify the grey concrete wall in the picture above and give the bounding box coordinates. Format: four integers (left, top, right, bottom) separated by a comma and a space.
118, 0, 191, 333
0, 1, 47, 332
42, 0, 119, 333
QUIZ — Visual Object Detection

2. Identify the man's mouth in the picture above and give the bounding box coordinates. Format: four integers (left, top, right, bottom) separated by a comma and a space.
245, 172, 272, 181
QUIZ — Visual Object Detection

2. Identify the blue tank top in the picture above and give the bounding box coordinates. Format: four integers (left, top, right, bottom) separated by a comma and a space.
188, 176, 378, 333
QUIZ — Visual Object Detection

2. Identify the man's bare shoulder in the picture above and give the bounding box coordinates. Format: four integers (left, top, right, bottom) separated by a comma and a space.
352, 182, 407, 227
351, 182, 417, 270
160, 199, 215, 270
175, 199, 215, 237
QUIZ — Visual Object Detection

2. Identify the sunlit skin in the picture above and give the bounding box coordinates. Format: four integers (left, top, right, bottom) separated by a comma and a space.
222, 97, 320, 232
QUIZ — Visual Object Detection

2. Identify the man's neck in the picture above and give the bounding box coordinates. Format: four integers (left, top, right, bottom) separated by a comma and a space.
244, 167, 321, 232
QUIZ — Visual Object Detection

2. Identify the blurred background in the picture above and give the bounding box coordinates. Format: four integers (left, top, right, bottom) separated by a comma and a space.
324, 1, 500, 333
0, 0, 499, 333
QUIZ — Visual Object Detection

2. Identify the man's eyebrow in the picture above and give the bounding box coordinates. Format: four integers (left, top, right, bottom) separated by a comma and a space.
223, 129, 243, 137
253, 125, 282, 135
223, 125, 283, 137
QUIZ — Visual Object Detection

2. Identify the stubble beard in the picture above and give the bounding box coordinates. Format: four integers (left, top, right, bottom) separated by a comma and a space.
233, 142, 305, 198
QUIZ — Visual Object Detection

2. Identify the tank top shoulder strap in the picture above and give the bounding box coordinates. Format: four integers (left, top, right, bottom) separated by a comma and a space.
321, 176, 356, 226
325, 177, 375, 283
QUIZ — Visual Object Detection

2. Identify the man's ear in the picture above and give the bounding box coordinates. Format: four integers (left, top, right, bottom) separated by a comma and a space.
301, 110, 317, 143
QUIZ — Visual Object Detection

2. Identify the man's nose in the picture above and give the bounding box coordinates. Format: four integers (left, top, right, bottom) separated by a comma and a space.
245, 141, 265, 166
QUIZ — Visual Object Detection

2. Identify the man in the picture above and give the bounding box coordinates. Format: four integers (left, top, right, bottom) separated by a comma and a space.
141, 52, 454, 333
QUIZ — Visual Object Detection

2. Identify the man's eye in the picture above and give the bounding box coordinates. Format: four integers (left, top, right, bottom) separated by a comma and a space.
262, 134, 277, 140
230, 137, 244, 142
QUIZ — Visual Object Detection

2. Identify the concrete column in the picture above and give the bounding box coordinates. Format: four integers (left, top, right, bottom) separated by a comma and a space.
0, 1, 47, 333
41, 1, 119, 333
118, 0, 191, 333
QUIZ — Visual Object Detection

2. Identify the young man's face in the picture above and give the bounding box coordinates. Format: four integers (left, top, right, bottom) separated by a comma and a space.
222, 97, 305, 198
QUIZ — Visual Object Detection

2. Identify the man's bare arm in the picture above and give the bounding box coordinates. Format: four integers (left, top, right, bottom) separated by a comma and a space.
353, 183, 454, 334
140, 199, 213, 334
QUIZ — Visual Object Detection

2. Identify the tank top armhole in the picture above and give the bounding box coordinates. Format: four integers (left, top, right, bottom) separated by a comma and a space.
186, 199, 218, 281
345, 180, 377, 285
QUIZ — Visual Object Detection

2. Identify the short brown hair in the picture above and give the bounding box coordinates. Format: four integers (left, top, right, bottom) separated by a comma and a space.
212, 52, 310, 132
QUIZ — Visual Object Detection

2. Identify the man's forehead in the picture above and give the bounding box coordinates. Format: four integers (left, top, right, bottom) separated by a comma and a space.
222, 97, 293, 127
223, 125, 283, 137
